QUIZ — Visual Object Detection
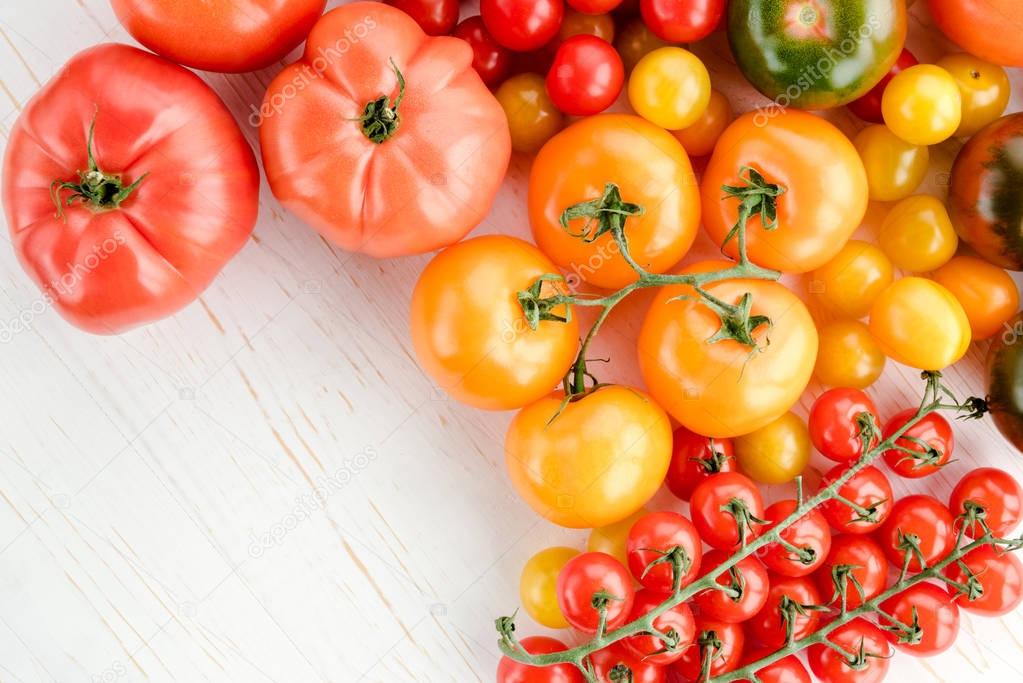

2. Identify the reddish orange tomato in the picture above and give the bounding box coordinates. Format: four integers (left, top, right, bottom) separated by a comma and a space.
638, 262, 818, 438
672, 89, 733, 158
702, 111, 868, 273
928, 0, 1023, 67
529, 114, 700, 289
932, 256, 1019, 340
260, 3, 510, 258
111, 0, 326, 72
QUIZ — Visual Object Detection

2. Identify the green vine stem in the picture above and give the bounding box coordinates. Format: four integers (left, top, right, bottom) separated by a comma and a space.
495, 372, 998, 681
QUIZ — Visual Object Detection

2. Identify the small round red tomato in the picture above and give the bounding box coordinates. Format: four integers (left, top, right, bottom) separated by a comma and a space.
386, 0, 459, 35
670, 617, 744, 682
694, 549, 771, 623
880, 582, 959, 656
690, 473, 765, 550
738, 650, 811, 683
878, 495, 955, 573
950, 468, 1023, 538
814, 534, 888, 610
453, 16, 512, 87
626, 511, 703, 592
640, 0, 724, 42
623, 589, 695, 665
760, 500, 831, 577
482, 0, 565, 51
664, 427, 735, 501
847, 48, 918, 123
944, 544, 1023, 616
819, 465, 893, 535
809, 389, 880, 463
589, 644, 666, 683
807, 618, 891, 683
882, 409, 954, 479
568, 0, 623, 11
556, 552, 635, 633
747, 575, 821, 649
497, 636, 584, 683
546, 35, 624, 115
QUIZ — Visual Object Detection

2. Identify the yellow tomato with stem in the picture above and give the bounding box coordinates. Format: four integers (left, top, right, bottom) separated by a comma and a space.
869, 277, 971, 370
931, 255, 1020, 341
854, 125, 930, 202
628, 46, 710, 130
615, 18, 675, 73
936, 53, 1010, 138
496, 73, 564, 155
734, 411, 811, 485
587, 508, 648, 568
814, 320, 886, 390
506, 385, 672, 528
882, 64, 962, 146
672, 89, 733, 158
879, 195, 958, 272
807, 240, 894, 319
520, 546, 579, 628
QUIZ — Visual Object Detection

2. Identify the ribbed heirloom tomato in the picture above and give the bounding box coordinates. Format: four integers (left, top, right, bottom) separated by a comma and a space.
260, 3, 510, 258
2, 44, 259, 334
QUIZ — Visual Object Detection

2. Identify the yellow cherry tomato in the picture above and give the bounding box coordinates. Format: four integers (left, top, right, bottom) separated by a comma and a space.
672, 89, 733, 157
878, 195, 958, 272
496, 73, 564, 155
734, 411, 811, 485
807, 240, 894, 319
559, 10, 615, 42
869, 277, 971, 370
520, 546, 579, 628
882, 64, 962, 146
628, 47, 710, 130
931, 255, 1020, 341
814, 320, 887, 390
615, 19, 674, 73
853, 125, 930, 202
935, 53, 1010, 138
587, 508, 648, 568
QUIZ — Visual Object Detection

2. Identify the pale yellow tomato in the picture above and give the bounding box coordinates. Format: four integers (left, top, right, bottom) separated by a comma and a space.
854, 125, 930, 202
734, 412, 811, 485
935, 53, 1010, 138
519, 546, 579, 628
869, 277, 971, 370
882, 64, 962, 146
814, 320, 886, 390
879, 195, 958, 272
587, 508, 648, 568
807, 240, 894, 319
628, 46, 710, 130
672, 89, 733, 157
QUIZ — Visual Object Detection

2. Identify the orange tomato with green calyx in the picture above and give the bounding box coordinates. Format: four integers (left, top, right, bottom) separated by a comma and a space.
638, 261, 818, 439
506, 385, 672, 528
701, 110, 867, 273
529, 114, 700, 290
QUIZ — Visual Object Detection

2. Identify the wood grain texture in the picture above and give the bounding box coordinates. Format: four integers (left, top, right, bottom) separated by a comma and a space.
1, 2, 1022, 682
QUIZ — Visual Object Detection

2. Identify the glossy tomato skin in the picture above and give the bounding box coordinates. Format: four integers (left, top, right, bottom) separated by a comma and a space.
482, 0, 565, 51
738, 650, 810, 683
615, 19, 675, 73
814, 534, 888, 610
546, 36, 624, 116
927, 0, 1023, 67
497, 636, 585, 683
936, 53, 1011, 138
807, 618, 891, 683
664, 427, 735, 501
869, 278, 971, 371
702, 111, 867, 273
807, 240, 893, 320
497, 74, 564, 154
747, 575, 821, 649
932, 256, 1019, 341
734, 412, 811, 485
260, 4, 510, 258
880, 582, 959, 656
882, 409, 953, 479
453, 16, 512, 86
506, 385, 672, 528
520, 547, 579, 628
623, 589, 695, 665
819, 465, 893, 535
639, 262, 817, 439
671, 617, 744, 681
568, 0, 624, 12
690, 472, 765, 550
590, 644, 666, 683
694, 549, 770, 623
814, 321, 886, 390
878, 495, 955, 572
386, 0, 459, 34
944, 545, 1023, 616
808, 389, 879, 463
847, 48, 918, 123
949, 113, 1023, 271
589, 509, 648, 567
673, 89, 733, 158
557, 552, 635, 632
949, 468, 1023, 538
761, 500, 831, 577
411, 236, 577, 410
986, 311, 1023, 452
530, 115, 699, 290
640, 0, 724, 42
2, 44, 258, 334
626, 511, 703, 591
728, 0, 906, 109
110, 0, 325, 72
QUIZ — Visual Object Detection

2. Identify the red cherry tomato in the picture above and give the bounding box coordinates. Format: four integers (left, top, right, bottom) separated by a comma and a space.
556, 552, 635, 632
623, 589, 695, 665
664, 427, 736, 501
760, 500, 831, 577
879, 581, 959, 656
453, 16, 512, 87
626, 511, 703, 592
670, 617, 744, 681
497, 636, 585, 683
640, 0, 724, 42
385, 0, 459, 35
482, 0, 565, 51
847, 48, 918, 123
690, 472, 766, 550
747, 575, 821, 649
807, 618, 891, 683
878, 495, 955, 572
694, 549, 771, 623
545, 35, 624, 115
568, 0, 624, 12
808, 389, 880, 462
949, 467, 1023, 537
819, 464, 893, 535
738, 650, 811, 683
814, 534, 888, 610
590, 644, 666, 683
881, 409, 954, 478
944, 544, 1023, 616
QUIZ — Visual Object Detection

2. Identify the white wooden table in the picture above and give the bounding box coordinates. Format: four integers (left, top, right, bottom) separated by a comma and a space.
1, 2, 1022, 681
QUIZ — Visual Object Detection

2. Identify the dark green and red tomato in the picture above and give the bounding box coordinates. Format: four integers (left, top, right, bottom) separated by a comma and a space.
728, 0, 907, 109
987, 311, 1023, 454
